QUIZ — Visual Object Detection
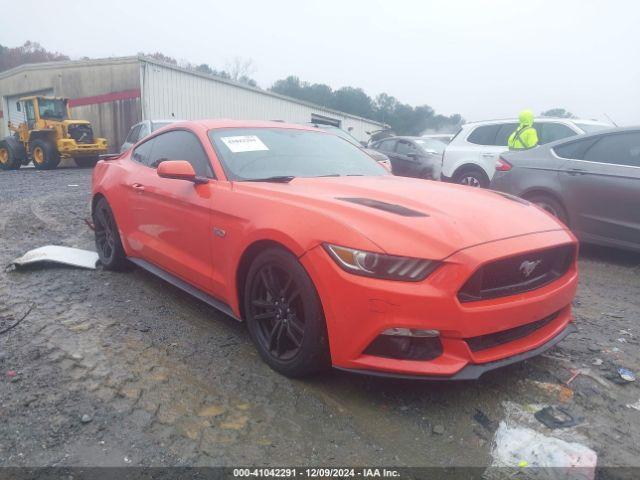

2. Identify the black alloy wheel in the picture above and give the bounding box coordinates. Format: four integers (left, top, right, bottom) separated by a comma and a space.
245, 247, 330, 377
93, 198, 129, 270
250, 263, 305, 361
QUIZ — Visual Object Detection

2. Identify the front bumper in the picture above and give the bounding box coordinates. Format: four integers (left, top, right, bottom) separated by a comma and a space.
57, 138, 108, 157
336, 322, 577, 380
301, 229, 578, 379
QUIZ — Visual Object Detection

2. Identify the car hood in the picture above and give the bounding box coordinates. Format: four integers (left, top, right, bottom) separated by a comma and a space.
235, 175, 568, 260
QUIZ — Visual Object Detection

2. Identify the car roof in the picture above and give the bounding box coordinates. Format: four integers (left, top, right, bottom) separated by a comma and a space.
191, 119, 323, 132
19, 95, 67, 101
544, 125, 640, 147
150, 119, 182, 124
461, 117, 611, 127
375, 136, 446, 142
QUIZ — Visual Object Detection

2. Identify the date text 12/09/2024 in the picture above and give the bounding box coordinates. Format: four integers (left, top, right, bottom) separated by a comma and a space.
233, 468, 401, 478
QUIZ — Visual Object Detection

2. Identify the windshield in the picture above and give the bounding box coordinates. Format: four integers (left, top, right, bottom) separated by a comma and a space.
575, 123, 610, 134
37, 98, 68, 120
209, 128, 388, 181
415, 138, 446, 154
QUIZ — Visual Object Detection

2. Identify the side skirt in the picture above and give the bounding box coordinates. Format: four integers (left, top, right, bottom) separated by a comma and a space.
128, 257, 242, 322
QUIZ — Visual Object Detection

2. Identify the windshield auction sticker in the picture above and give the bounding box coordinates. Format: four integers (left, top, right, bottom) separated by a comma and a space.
221, 135, 269, 153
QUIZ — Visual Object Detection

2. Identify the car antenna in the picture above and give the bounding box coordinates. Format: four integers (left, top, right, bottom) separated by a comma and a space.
603, 113, 618, 127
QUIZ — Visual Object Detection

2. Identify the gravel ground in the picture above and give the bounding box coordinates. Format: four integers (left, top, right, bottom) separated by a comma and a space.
1, 167, 639, 472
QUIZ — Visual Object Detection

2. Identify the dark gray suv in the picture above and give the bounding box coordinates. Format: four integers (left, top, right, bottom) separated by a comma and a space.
491, 127, 640, 252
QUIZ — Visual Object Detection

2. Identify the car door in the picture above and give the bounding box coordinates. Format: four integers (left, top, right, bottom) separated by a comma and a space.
125, 129, 217, 291
376, 139, 399, 174
394, 139, 423, 177
558, 131, 640, 248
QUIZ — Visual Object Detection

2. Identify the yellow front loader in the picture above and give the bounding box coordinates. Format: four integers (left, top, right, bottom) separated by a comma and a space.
0, 96, 108, 170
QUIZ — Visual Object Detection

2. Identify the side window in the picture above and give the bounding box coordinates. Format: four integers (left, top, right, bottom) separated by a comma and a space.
396, 140, 418, 155
553, 137, 599, 160
126, 125, 141, 144
132, 137, 155, 166
378, 139, 396, 153
138, 123, 150, 141
467, 125, 501, 145
494, 123, 519, 146
539, 123, 576, 145
148, 130, 214, 177
582, 132, 640, 167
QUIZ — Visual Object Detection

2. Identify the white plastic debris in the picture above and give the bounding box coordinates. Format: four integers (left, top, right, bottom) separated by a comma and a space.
491, 422, 597, 480
10, 246, 99, 270
626, 399, 640, 411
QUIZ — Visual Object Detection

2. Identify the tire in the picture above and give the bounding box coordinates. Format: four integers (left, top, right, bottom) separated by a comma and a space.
75, 156, 99, 168
30, 139, 60, 170
0, 137, 25, 171
92, 197, 129, 271
453, 166, 490, 188
526, 194, 569, 225
244, 247, 330, 378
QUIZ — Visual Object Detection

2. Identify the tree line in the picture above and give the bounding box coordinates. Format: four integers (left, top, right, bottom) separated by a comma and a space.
271, 76, 464, 135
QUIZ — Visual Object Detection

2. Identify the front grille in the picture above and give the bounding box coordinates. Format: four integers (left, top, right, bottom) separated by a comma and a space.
465, 311, 559, 352
458, 244, 575, 303
68, 124, 94, 144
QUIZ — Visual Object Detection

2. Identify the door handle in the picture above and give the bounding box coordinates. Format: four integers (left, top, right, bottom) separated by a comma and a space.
567, 168, 586, 176
481, 153, 496, 158
131, 183, 145, 192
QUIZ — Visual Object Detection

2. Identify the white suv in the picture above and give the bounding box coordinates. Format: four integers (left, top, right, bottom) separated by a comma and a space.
441, 118, 611, 187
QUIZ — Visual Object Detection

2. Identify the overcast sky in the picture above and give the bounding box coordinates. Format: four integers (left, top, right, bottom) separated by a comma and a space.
5, 0, 639, 125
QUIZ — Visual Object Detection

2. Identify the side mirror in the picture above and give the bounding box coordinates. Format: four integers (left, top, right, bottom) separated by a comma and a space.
406, 152, 421, 160
157, 160, 208, 184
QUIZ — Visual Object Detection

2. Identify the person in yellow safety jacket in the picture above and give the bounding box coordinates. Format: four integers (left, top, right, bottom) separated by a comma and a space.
508, 110, 539, 150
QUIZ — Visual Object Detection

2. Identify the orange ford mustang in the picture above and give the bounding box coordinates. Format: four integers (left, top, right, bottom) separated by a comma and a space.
91, 120, 578, 379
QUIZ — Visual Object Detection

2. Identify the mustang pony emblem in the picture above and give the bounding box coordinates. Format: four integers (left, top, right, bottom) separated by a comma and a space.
519, 260, 542, 278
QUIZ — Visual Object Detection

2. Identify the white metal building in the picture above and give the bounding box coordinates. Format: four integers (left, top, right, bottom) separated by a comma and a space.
0, 56, 387, 152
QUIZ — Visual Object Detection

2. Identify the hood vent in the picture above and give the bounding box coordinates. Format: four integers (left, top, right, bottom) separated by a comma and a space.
337, 197, 428, 217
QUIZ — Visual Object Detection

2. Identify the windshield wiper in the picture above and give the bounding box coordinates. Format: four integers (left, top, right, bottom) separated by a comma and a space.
243, 175, 295, 183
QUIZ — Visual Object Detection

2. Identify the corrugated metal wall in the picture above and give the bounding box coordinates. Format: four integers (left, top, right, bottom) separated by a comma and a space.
141, 60, 385, 142
0, 58, 141, 152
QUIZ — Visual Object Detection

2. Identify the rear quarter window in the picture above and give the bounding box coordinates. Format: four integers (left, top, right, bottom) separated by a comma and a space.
467, 125, 501, 145
494, 123, 519, 146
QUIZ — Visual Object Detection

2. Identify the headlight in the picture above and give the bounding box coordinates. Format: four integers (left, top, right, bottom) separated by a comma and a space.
323, 244, 439, 282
